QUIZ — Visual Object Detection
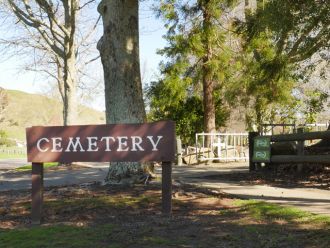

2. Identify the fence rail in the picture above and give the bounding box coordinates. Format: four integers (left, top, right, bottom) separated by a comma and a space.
0, 148, 27, 155
250, 128, 330, 171
266, 130, 330, 142
261, 122, 329, 135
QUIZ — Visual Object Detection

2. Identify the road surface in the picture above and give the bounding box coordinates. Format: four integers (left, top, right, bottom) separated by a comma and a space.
0, 158, 27, 170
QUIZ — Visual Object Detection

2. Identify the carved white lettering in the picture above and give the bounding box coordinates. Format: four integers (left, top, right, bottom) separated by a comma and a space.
35, 135, 166, 154
51, 137, 63, 152
147, 136, 163, 151
37, 138, 49, 152
131, 136, 144, 151
117, 136, 129, 151
100, 136, 116, 151
65, 137, 85, 152
87, 137, 99, 152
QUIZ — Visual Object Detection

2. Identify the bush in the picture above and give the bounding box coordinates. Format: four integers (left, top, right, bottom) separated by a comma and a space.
0, 130, 16, 147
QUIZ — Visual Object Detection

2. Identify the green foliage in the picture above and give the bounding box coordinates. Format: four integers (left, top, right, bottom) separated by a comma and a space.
146, 78, 231, 144
304, 90, 329, 123
237, 0, 330, 129
152, 0, 330, 134
149, 0, 239, 141
0, 130, 15, 147
146, 80, 202, 144
242, 0, 329, 63
235, 200, 330, 226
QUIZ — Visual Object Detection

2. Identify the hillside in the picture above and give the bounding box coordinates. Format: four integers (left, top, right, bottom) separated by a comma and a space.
1, 89, 105, 140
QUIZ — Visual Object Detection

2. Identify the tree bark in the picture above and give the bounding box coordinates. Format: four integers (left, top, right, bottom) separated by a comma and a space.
97, 0, 147, 184
202, 3, 216, 147
63, 0, 78, 125
63, 53, 78, 125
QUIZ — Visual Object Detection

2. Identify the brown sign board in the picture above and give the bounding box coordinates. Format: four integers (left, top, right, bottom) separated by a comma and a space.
26, 121, 176, 163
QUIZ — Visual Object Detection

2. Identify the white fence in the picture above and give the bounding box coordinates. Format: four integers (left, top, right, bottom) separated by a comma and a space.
0, 147, 27, 155
195, 132, 249, 162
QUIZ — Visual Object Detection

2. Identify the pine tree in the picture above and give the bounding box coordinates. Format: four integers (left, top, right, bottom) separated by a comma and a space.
154, 0, 238, 145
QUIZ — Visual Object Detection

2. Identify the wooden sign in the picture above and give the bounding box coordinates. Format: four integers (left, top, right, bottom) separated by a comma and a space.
252, 136, 271, 163
26, 121, 175, 224
26, 121, 176, 163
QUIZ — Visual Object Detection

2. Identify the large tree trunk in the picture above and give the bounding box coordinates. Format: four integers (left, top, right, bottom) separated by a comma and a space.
97, 0, 147, 184
202, 67, 216, 147
62, 0, 78, 126
202, 4, 216, 147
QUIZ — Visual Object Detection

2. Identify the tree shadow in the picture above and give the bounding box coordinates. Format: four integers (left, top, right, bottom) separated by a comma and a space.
0, 184, 329, 248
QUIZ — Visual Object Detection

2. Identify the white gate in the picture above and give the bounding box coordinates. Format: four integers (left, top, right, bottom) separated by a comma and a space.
195, 132, 249, 162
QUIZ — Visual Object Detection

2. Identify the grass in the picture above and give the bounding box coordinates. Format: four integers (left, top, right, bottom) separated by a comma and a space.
234, 199, 330, 226
0, 193, 175, 248
229, 200, 330, 247
15, 163, 59, 172
1, 186, 330, 248
0, 153, 26, 159
0, 224, 179, 248
0, 224, 119, 248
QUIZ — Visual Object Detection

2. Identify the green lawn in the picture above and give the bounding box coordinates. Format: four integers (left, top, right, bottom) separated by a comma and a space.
234, 199, 330, 225
15, 163, 59, 172
0, 224, 120, 248
0, 153, 26, 159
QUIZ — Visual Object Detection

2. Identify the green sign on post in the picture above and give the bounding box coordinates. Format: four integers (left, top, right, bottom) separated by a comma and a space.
253, 136, 271, 162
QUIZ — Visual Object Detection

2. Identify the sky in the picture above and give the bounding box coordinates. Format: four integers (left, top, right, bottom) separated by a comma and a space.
0, 2, 166, 111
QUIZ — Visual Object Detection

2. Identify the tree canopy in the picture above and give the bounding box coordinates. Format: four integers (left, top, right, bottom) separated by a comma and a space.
147, 0, 330, 141
147, 0, 240, 143
0, 0, 101, 125
238, 0, 330, 129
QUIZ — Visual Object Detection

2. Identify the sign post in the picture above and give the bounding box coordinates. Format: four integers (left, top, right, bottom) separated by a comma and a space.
31, 162, 43, 225
26, 121, 176, 224
161, 161, 172, 215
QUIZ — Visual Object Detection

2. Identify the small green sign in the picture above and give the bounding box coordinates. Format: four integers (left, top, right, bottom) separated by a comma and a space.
253, 136, 271, 162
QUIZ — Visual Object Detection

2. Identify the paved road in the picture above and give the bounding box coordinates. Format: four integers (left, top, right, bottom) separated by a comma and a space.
0, 163, 108, 191
171, 164, 330, 216
0, 158, 27, 170
1, 161, 329, 216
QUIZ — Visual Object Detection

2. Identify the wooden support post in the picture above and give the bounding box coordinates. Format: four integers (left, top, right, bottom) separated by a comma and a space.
176, 136, 183, 166
297, 128, 304, 172
248, 132, 259, 171
162, 161, 172, 216
31, 162, 44, 225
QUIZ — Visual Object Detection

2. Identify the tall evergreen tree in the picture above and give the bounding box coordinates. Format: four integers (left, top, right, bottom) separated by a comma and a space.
154, 0, 238, 145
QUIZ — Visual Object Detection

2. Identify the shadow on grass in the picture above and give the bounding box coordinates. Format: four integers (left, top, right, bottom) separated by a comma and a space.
0, 184, 330, 248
